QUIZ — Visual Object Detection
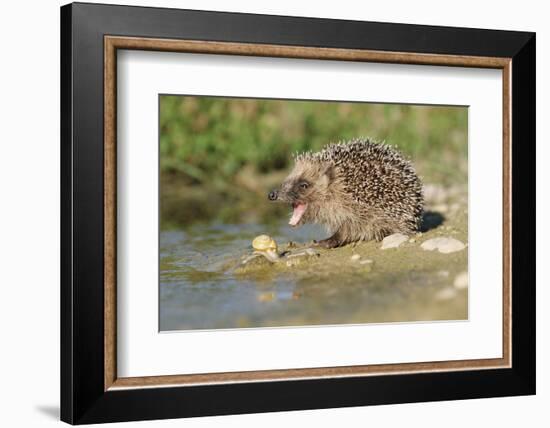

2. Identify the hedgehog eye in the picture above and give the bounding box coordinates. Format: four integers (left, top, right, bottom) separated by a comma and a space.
299, 182, 309, 190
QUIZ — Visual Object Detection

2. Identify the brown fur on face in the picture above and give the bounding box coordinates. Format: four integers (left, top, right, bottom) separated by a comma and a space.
272, 158, 358, 235
269, 139, 424, 248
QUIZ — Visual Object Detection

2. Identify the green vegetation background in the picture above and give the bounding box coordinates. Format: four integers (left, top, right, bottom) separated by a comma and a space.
160, 95, 467, 229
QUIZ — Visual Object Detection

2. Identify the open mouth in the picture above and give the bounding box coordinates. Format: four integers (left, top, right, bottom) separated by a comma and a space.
289, 202, 307, 226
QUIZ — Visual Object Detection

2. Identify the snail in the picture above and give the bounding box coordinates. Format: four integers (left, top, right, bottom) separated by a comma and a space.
252, 235, 281, 263
240, 235, 320, 267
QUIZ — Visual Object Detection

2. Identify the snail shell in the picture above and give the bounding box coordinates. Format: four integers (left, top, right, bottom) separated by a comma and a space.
252, 235, 280, 262
252, 235, 278, 252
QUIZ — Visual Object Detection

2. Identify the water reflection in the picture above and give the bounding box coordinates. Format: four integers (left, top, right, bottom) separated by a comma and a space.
160, 221, 467, 331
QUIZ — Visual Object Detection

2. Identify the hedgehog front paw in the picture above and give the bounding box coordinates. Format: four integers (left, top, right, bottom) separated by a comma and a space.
315, 236, 344, 249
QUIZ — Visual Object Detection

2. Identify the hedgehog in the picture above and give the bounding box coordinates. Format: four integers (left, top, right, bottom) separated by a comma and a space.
268, 138, 424, 248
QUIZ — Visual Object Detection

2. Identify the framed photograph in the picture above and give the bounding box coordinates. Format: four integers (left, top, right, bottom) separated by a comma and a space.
60, 2, 535, 424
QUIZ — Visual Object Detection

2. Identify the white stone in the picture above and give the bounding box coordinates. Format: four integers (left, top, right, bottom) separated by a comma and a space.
380, 233, 408, 250
435, 287, 457, 301
360, 259, 373, 264
350, 254, 361, 261
421, 237, 466, 254
454, 271, 469, 289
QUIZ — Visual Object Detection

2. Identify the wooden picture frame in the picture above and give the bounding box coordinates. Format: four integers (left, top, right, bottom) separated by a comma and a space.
61, 2, 535, 424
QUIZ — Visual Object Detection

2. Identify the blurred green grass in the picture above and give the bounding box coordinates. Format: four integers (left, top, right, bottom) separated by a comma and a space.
160, 95, 467, 228
161, 96, 467, 182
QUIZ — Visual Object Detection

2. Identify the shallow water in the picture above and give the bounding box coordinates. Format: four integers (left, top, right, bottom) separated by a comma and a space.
160, 221, 468, 331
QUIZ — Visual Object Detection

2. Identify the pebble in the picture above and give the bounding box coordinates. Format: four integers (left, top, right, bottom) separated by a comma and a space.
257, 292, 275, 302
435, 287, 457, 301
360, 259, 373, 265
292, 292, 302, 300
421, 237, 466, 254
408, 238, 416, 243
351, 254, 361, 261
454, 271, 468, 289
286, 259, 301, 267
381, 233, 409, 250
285, 248, 320, 260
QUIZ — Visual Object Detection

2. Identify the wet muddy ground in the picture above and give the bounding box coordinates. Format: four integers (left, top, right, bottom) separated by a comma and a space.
160, 183, 468, 331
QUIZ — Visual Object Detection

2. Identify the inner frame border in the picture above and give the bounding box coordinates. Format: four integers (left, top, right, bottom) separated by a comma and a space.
103, 35, 512, 391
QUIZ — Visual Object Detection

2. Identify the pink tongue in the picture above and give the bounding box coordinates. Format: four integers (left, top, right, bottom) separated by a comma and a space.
289, 203, 307, 226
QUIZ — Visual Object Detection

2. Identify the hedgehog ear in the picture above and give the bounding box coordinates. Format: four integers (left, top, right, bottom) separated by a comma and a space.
320, 164, 334, 187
